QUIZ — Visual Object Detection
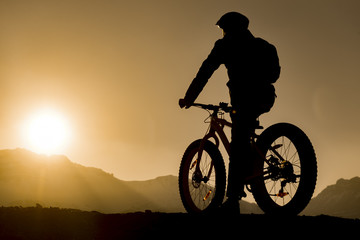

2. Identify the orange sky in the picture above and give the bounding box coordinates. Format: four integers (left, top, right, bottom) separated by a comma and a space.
1, 0, 360, 196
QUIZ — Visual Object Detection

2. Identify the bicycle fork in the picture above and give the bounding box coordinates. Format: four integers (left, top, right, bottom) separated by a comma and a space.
190, 122, 225, 201
189, 140, 214, 201
192, 129, 217, 184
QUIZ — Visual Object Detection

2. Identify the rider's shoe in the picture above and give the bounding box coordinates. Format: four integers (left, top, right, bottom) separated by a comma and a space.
218, 197, 240, 216
239, 190, 247, 199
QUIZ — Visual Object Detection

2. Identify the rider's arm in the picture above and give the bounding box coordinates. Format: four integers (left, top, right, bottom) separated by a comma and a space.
182, 40, 224, 108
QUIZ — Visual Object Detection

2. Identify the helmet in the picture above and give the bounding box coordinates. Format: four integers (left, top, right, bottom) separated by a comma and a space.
216, 12, 249, 32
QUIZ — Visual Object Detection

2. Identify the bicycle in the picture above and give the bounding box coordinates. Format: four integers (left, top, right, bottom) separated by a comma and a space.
178, 102, 317, 215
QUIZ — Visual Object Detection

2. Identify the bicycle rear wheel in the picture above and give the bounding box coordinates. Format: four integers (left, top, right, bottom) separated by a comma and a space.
179, 140, 226, 214
251, 123, 317, 215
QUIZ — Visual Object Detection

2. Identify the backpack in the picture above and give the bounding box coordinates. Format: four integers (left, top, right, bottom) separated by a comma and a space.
251, 38, 281, 84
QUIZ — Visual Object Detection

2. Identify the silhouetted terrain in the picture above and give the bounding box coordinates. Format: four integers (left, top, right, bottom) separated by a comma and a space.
2, 149, 360, 219
0, 149, 260, 213
303, 177, 360, 218
0, 149, 182, 212
0, 206, 359, 239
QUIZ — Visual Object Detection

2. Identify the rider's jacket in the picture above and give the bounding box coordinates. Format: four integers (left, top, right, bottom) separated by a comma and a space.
184, 30, 275, 113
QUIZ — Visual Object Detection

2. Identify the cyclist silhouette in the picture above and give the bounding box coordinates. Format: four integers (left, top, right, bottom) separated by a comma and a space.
179, 12, 280, 213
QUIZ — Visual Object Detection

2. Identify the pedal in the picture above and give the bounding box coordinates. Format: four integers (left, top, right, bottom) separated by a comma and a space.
270, 191, 289, 198
276, 191, 289, 198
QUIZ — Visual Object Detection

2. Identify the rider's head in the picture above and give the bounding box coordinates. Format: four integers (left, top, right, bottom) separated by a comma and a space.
216, 12, 249, 35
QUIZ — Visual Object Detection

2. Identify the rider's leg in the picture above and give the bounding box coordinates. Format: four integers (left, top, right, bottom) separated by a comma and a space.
226, 85, 275, 202
227, 111, 256, 200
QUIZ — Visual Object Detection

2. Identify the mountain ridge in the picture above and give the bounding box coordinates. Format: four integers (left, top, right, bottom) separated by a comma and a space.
0, 148, 261, 213
0, 148, 168, 213
302, 176, 360, 218
2, 148, 360, 218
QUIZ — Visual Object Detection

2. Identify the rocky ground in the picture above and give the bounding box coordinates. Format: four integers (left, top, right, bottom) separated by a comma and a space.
0, 207, 359, 239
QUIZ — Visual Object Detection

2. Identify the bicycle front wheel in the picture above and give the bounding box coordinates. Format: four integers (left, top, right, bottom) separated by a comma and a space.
179, 140, 226, 214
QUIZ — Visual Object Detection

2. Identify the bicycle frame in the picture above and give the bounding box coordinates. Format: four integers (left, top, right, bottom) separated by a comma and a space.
194, 110, 231, 183
198, 112, 231, 158
194, 107, 283, 184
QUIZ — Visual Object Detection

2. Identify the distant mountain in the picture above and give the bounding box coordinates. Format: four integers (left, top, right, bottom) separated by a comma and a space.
302, 177, 360, 218
0, 149, 182, 213
6, 149, 360, 218
0, 149, 260, 213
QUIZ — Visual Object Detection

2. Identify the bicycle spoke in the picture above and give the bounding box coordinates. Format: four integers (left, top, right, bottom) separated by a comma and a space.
265, 136, 301, 206
186, 150, 217, 211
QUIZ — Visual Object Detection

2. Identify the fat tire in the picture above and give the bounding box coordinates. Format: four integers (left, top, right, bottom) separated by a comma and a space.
251, 123, 317, 215
179, 140, 226, 214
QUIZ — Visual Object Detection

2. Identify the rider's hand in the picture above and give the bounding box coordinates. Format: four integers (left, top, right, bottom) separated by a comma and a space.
179, 98, 190, 109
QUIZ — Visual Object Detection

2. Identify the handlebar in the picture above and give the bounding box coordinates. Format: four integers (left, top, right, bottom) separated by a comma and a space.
192, 102, 232, 113
179, 98, 232, 113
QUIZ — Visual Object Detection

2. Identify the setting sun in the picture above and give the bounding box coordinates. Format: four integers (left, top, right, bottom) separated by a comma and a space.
23, 109, 71, 155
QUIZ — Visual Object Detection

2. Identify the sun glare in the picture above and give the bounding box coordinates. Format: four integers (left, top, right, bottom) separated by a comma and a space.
23, 109, 71, 155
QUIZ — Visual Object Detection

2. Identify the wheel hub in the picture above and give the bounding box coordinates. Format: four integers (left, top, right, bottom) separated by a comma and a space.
280, 161, 297, 182
192, 171, 202, 188
268, 156, 297, 183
